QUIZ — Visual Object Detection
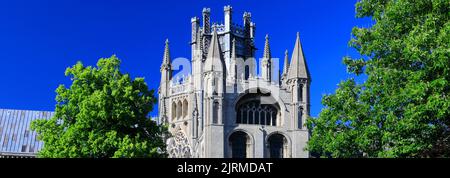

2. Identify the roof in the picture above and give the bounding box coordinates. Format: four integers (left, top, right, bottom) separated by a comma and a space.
287, 33, 310, 79
0, 109, 53, 156
204, 29, 224, 72
162, 39, 171, 66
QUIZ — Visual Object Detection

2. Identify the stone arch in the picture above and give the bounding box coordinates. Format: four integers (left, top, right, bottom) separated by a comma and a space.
234, 87, 287, 115
233, 86, 288, 127
234, 88, 284, 126
227, 129, 255, 158
265, 131, 292, 158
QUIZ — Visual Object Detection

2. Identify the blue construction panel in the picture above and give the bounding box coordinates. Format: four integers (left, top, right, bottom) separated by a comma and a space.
0, 109, 53, 155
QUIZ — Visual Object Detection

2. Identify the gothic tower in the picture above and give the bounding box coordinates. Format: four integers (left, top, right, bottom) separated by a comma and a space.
287, 33, 311, 131
160, 6, 310, 158
159, 39, 172, 124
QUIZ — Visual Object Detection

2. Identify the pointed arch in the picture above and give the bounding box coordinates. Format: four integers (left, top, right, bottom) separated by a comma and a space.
177, 100, 182, 120
234, 88, 282, 126
182, 99, 188, 118
233, 87, 288, 127
171, 102, 177, 122
244, 65, 250, 80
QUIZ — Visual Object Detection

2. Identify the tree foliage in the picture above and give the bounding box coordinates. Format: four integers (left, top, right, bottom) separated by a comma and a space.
308, 0, 450, 157
32, 55, 167, 158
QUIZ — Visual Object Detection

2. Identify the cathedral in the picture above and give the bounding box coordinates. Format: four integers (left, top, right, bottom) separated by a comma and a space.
160, 6, 311, 158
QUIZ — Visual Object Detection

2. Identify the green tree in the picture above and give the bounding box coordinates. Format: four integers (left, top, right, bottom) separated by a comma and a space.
307, 0, 449, 158
32, 55, 167, 158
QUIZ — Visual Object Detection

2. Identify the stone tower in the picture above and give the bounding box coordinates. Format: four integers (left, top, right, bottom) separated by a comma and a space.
160, 6, 310, 158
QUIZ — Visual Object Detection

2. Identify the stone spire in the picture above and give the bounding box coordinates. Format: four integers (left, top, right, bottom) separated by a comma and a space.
204, 28, 223, 72
159, 38, 172, 107
262, 34, 272, 81
263, 34, 271, 59
288, 32, 310, 79
162, 39, 171, 67
282, 50, 289, 76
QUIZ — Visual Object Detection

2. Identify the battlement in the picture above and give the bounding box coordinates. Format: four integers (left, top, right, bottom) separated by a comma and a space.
190, 5, 257, 63
212, 24, 226, 33
192, 6, 255, 36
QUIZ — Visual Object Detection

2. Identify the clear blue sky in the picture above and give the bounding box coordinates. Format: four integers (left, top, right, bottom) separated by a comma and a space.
0, 0, 371, 117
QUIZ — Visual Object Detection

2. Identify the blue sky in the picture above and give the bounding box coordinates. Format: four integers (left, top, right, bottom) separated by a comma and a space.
0, 0, 371, 117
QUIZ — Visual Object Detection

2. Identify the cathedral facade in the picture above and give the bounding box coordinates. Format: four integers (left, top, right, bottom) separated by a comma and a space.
159, 6, 311, 158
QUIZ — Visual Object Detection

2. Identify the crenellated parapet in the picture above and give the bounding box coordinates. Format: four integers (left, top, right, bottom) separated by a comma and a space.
170, 75, 192, 95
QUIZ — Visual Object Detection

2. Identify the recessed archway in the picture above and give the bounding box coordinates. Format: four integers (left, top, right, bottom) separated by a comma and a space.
266, 133, 290, 158
228, 131, 254, 158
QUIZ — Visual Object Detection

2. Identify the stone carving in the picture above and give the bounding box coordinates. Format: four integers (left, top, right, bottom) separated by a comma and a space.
167, 128, 192, 158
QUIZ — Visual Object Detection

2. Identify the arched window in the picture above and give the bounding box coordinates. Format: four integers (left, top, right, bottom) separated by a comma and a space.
235, 91, 280, 126
268, 134, 288, 158
260, 107, 266, 125
244, 65, 250, 80
177, 101, 182, 120
182, 100, 188, 118
172, 102, 177, 121
298, 107, 303, 129
299, 84, 303, 102
265, 110, 271, 125
213, 101, 219, 124
271, 111, 277, 126
212, 78, 217, 95
229, 131, 252, 158
248, 104, 254, 124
